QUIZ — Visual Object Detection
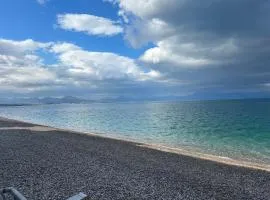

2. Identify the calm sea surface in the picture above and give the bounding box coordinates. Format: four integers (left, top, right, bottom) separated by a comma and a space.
1, 99, 270, 165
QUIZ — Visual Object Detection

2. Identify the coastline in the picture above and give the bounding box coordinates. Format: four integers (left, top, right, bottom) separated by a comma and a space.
1, 116, 270, 199
1, 116, 269, 172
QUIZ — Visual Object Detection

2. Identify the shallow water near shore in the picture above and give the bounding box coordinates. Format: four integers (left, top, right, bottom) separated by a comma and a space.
0, 99, 270, 166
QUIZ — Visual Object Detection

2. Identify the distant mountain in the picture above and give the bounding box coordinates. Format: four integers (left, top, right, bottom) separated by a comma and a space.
0, 96, 93, 105
38, 96, 86, 104
0, 95, 182, 105
38, 96, 96, 104
0, 97, 39, 105
1, 96, 269, 106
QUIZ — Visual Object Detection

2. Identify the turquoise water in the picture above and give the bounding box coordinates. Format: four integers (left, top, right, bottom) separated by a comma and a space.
0, 99, 270, 165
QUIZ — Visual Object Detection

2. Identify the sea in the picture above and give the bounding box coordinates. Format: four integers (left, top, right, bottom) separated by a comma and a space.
0, 99, 270, 166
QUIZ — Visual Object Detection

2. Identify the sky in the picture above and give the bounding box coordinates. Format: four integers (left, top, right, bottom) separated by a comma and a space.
0, 0, 270, 100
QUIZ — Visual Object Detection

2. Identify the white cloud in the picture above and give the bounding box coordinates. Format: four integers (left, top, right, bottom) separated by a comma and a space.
0, 39, 51, 57
51, 42, 160, 81
116, 0, 181, 19
140, 46, 213, 68
124, 18, 174, 48
57, 14, 123, 36
0, 39, 161, 94
139, 36, 238, 68
0, 57, 56, 93
0, 39, 57, 92
49, 42, 81, 53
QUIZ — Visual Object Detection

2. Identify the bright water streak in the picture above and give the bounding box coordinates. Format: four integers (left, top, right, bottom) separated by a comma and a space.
0, 99, 270, 165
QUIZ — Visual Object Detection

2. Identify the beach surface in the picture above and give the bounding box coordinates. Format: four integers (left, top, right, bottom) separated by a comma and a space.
0, 117, 270, 200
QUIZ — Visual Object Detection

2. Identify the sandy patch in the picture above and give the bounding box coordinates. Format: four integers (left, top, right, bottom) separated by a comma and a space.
0, 126, 56, 132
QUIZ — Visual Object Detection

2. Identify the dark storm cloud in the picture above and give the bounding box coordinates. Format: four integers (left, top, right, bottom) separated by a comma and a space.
114, 0, 270, 97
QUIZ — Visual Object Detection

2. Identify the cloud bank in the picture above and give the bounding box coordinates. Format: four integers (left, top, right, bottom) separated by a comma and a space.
104, 0, 270, 97
0, 38, 161, 96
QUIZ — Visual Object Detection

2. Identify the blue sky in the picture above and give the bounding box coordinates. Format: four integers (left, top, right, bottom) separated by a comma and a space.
0, 0, 270, 100
0, 0, 143, 57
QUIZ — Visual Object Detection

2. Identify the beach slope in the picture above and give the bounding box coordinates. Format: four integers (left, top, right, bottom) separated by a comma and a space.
0, 118, 269, 200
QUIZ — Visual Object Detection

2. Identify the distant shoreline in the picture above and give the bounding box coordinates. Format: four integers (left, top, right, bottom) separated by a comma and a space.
1, 97, 270, 106
1, 116, 269, 172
